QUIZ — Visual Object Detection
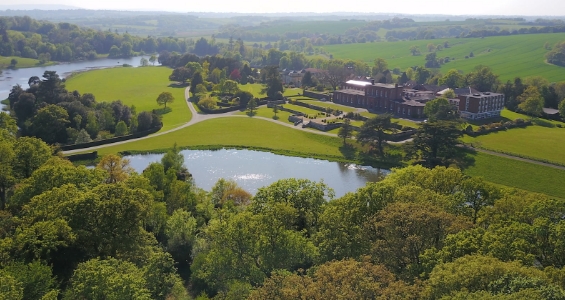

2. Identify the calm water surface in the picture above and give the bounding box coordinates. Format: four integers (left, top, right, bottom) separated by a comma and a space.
0, 55, 155, 103
127, 149, 389, 198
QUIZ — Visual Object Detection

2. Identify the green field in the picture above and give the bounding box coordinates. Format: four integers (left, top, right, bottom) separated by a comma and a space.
0, 56, 55, 68
297, 99, 358, 113
464, 152, 565, 199
325, 33, 565, 82
253, 20, 368, 35
236, 107, 294, 123
283, 103, 324, 117
238, 83, 266, 97
66, 66, 191, 131
462, 126, 565, 165
97, 117, 346, 160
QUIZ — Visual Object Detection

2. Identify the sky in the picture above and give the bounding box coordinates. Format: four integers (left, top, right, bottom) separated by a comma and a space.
5, 0, 565, 16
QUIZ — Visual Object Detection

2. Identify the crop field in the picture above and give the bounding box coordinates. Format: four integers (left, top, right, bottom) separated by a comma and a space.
252, 20, 368, 35
462, 125, 565, 165
324, 33, 565, 82
464, 151, 565, 199
97, 117, 346, 160
66, 66, 191, 131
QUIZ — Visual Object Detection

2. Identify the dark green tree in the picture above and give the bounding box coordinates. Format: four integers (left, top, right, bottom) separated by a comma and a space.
262, 66, 284, 98
356, 114, 393, 158
407, 121, 463, 167
338, 118, 353, 145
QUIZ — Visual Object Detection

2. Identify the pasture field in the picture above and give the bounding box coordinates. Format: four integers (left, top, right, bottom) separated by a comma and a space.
462, 125, 565, 165
66, 66, 191, 131
97, 117, 347, 161
252, 20, 368, 35
324, 33, 565, 82
464, 151, 565, 199
0, 56, 54, 68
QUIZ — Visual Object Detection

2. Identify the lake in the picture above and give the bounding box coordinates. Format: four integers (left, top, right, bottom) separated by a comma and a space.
0, 55, 155, 106
126, 149, 389, 198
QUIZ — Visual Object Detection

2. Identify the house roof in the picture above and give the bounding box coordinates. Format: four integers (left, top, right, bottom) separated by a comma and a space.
346, 80, 373, 87
543, 108, 560, 115
336, 89, 365, 96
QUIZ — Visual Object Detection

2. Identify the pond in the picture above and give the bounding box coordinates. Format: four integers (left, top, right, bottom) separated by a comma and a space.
126, 149, 389, 198
0, 55, 155, 107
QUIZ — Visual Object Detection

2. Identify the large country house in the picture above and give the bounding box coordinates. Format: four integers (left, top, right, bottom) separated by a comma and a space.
333, 79, 504, 120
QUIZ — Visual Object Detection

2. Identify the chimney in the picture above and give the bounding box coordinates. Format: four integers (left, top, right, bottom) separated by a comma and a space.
371, 79, 375, 85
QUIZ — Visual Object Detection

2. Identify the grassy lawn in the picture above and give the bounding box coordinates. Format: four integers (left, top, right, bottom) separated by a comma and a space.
462, 125, 565, 165
0, 56, 56, 68
284, 88, 302, 96
236, 106, 295, 124
282, 103, 325, 117
97, 117, 347, 161
66, 66, 191, 131
359, 111, 420, 128
464, 151, 565, 199
297, 99, 358, 113
238, 83, 266, 97
325, 33, 565, 82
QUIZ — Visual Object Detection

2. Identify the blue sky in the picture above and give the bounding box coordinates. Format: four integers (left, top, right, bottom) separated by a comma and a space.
8, 0, 565, 16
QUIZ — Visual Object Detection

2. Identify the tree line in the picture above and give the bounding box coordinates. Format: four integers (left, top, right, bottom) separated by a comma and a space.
0, 16, 193, 62
1, 119, 565, 298
7, 71, 162, 145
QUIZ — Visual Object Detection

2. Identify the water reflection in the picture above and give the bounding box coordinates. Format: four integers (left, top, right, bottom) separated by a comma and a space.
126, 148, 389, 198
0, 55, 155, 103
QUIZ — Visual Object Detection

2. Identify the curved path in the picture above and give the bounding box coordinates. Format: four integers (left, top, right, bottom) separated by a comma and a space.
63, 87, 337, 154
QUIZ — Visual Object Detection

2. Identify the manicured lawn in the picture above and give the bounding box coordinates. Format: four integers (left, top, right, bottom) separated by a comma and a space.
282, 103, 325, 117
325, 33, 565, 82
462, 125, 565, 165
464, 152, 565, 199
297, 99, 358, 113
238, 83, 266, 97
0, 56, 55, 68
65, 66, 191, 131
284, 88, 302, 96
97, 117, 346, 160
359, 111, 420, 128
236, 106, 295, 124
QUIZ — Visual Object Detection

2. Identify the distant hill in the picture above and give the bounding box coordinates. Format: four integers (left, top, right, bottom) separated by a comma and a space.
0, 4, 82, 10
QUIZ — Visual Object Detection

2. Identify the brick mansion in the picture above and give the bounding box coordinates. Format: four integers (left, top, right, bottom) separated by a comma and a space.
332, 79, 505, 120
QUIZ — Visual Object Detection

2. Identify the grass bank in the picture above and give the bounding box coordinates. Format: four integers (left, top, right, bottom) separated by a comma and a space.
65, 66, 191, 131
97, 117, 350, 161
0, 56, 56, 69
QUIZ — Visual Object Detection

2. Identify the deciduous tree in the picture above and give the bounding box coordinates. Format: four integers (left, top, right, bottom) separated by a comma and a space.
156, 92, 174, 109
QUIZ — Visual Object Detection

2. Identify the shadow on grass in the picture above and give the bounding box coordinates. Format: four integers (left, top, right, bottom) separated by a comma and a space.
453, 147, 477, 170
339, 144, 357, 160
168, 82, 189, 88
246, 111, 257, 117
532, 118, 555, 128
154, 107, 172, 115
467, 116, 511, 127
